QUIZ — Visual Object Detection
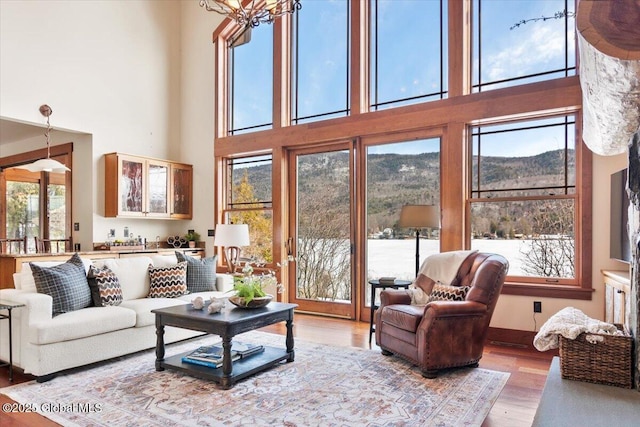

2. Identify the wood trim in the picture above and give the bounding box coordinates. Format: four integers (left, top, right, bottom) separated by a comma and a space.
502, 282, 593, 300
486, 326, 558, 354
349, 0, 367, 115
272, 147, 287, 302
441, 122, 465, 251
214, 33, 228, 138
213, 77, 581, 157
447, 0, 470, 97
577, 111, 593, 294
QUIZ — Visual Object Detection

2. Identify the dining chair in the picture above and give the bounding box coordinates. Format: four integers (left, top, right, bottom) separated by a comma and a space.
0, 236, 28, 254
34, 236, 72, 253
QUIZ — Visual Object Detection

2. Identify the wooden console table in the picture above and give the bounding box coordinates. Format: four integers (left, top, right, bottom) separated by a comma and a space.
533, 357, 640, 426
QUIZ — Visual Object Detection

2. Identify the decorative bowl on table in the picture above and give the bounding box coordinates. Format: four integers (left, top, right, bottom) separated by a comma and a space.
228, 294, 273, 309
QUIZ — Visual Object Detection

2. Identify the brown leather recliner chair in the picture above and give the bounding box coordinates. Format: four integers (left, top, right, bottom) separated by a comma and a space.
375, 252, 508, 378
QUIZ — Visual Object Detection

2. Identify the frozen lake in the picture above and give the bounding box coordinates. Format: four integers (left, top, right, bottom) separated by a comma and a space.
367, 238, 532, 280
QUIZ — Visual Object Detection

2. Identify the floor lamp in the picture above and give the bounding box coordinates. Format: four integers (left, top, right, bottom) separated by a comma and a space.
213, 224, 250, 273
398, 205, 440, 276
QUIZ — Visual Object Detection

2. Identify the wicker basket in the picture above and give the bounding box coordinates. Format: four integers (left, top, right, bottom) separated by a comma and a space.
559, 324, 633, 388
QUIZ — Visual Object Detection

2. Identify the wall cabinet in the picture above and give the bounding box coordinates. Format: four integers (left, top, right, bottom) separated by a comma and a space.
105, 153, 192, 219
602, 269, 631, 329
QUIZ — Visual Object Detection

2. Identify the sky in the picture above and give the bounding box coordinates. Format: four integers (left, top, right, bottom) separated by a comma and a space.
231, 0, 575, 156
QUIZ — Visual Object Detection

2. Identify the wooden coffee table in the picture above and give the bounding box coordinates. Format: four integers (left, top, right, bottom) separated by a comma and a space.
152, 301, 297, 389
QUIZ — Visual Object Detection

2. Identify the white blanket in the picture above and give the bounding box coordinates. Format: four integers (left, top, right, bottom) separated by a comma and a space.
418, 250, 478, 285
533, 306, 623, 351
409, 250, 478, 305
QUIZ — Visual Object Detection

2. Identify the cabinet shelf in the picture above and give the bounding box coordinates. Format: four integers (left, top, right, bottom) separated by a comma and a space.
105, 153, 192, 219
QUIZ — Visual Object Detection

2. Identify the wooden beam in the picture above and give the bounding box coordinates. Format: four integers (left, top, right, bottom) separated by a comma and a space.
577, 0, 640, 61
577, 0, 640, 156
213, 77, 581, 157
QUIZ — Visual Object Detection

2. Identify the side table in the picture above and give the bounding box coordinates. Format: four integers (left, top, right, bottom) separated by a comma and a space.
0, 299, 25, 382
368, 279, 412, 344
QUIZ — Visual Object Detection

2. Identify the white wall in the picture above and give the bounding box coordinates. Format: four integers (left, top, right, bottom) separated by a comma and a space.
0, 0, 187, 245
180, 2, 223, 256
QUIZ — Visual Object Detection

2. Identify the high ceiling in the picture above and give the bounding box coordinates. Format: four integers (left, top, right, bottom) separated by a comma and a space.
0, 118, 45, 147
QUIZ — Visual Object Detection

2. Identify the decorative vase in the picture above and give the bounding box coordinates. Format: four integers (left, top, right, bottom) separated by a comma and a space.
188, 241, 196, 248
228, 294, 273, 309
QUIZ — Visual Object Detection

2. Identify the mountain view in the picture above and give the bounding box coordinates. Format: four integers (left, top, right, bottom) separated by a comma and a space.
234, 148, 574, 237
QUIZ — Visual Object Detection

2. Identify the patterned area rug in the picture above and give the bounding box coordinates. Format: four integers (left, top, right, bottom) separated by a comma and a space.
1, 331, 509, 426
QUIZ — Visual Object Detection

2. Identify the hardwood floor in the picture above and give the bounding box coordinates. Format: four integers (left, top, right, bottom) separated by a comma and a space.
0, 313, 553, 426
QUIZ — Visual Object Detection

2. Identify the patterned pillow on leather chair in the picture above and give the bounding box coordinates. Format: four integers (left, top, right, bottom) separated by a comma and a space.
428, 283, 470, 302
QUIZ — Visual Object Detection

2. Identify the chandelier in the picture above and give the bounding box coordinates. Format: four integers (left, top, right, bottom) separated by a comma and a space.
199, 0, 301, 30
16, 105, 70, 173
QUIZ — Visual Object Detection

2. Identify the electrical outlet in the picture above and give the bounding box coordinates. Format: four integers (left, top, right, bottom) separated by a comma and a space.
74, 222, 80, 231
208, 229, 215, 237
533, 301, 542, 313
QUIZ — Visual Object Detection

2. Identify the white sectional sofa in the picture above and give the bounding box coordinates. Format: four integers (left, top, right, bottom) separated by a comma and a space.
0, 254, 233, 382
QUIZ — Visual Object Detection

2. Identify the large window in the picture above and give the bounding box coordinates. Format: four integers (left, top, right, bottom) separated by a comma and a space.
469, 115, 577, 283
1, 149, 72, 254
370, 0, 448, 110
366, 137, 440, 307
224, 155, 273, 264
213, 1, 587, 307
472, 0, 576, 92
291, 0, 350, 124
229, 24, 273, 135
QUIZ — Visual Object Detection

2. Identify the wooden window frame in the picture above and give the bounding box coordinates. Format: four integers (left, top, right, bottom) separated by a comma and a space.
210, 0, 590, 304
0, 142, 73, 246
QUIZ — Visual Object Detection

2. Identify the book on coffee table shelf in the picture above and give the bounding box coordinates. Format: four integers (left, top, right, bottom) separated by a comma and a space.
378, 277, 396, 285
181, 342, 265, 368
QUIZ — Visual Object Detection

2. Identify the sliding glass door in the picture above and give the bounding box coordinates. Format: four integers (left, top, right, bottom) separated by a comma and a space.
364, 137, 441, 314
288, 143, 355, 318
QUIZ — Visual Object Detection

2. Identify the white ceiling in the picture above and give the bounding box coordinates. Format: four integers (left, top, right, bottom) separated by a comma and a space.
0, 118, 45, 146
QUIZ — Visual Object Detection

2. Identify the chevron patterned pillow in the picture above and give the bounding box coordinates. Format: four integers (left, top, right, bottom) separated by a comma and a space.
88, 265, 123, 306
148, 261, 188, 298
428, 283, 470, 302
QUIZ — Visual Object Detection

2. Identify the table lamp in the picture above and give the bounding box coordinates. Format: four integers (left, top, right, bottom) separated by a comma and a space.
398, 205, 440, 276
213, 223, 250, 273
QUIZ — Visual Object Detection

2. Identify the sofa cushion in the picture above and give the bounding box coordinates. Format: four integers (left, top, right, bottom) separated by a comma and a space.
380, 304, 425, 333
30, 306, 136, 345
148, 262, 188, 298
428, 283, 470, 302
88, 266, 123, 307
175, 251, 218, 292
95, 257, 152, 300
119, 298, 187, 327
18, 257, 93, 293
151, 254, 178, 268
30, 253, 92, 316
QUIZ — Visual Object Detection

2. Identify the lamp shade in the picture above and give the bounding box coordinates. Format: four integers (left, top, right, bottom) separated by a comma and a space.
398, 205, 440, 229
15, 158, 70, 173
213, 224, 250, 247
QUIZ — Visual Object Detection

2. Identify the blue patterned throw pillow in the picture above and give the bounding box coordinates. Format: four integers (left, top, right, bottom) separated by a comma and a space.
175, 251, 218, 292
148, 261, 188, 298
88, 265, 123, 306
31, 253, 92, 315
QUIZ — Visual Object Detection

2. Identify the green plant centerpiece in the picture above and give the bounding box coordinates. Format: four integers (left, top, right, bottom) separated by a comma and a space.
228, 263, 278, 308
184, 231, 200, 241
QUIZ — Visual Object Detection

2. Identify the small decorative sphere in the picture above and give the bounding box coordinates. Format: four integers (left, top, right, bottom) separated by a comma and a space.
191, 296, 205, 310
208, 298, 225, 314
